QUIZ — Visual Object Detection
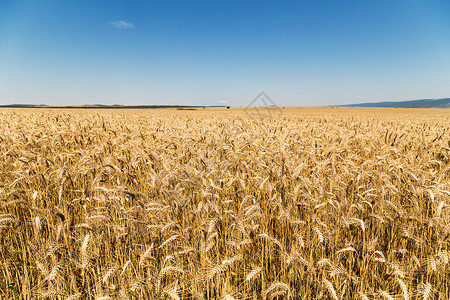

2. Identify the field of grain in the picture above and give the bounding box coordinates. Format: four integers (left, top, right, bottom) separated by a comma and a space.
0, 107, 448, 299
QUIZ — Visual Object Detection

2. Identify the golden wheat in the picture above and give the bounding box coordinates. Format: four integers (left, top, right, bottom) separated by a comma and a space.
0, 107, 448, 299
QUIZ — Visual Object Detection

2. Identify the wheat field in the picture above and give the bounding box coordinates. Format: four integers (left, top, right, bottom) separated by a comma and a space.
0, 107, 448, 299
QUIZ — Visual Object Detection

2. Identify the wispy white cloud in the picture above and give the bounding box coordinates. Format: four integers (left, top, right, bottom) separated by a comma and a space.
217, 100, 228, 104
109, 20, 135, 29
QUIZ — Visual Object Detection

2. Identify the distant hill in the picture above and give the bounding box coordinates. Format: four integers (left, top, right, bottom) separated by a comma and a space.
339, 98, 450, 108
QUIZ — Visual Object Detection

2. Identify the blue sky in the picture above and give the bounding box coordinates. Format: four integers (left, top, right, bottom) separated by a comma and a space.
1, 0, 450, 106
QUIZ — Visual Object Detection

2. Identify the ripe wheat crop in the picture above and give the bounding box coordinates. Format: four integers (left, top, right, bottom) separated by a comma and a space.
0, 107, 448, 299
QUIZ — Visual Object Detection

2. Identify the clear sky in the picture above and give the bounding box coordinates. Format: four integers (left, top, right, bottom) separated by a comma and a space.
1, 0, 450, 106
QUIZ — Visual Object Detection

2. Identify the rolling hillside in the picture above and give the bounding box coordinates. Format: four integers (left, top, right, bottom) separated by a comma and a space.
340, 98, 450, 108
